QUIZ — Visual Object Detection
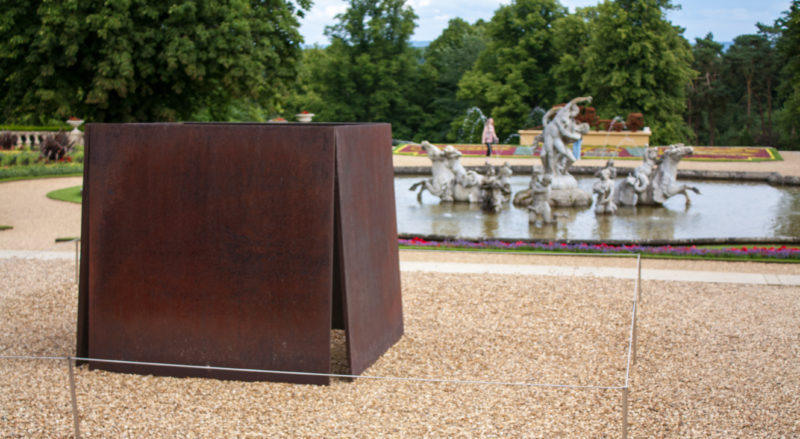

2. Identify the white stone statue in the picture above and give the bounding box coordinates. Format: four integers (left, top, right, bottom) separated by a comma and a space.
593, 167, 617, 214
614, 143, 701, 207
517, 96, 593, 209
527, 171, 554, 225
540, 96, 592, 178
480, 167, 506, 213
614, 147, 658, 206
498, 161, 513, 202
409, 141, 454, 202
444, 145, 484, 203
411, 142, 510, 211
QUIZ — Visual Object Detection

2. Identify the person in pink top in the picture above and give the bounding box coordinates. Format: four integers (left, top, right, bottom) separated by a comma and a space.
482, 117, 499, 157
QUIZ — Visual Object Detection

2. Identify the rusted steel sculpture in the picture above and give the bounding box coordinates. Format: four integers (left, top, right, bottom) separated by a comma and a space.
77, 123, 403, 385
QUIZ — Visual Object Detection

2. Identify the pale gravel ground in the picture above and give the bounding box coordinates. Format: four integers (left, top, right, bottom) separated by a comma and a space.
1, 260, 799, 437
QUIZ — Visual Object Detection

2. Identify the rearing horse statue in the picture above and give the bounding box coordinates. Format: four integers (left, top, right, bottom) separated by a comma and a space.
409, 141, 454, 202
615, 144, 701, 207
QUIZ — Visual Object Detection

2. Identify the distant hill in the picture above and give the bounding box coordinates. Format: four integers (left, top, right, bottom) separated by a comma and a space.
303, 40, 431, 50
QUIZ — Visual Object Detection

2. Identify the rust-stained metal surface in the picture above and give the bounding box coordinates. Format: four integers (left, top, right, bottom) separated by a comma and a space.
77, 123, 402, 384
334, 125, 404, 375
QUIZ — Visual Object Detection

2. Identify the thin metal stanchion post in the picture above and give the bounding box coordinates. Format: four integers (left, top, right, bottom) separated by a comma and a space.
66, 356, 81, 439
621, 386, 629, 439
636, 254, 642, 303
632, 300, 638, 366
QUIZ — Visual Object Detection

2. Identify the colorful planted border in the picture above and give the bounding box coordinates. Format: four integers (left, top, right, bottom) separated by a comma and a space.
399, 237, 800, 261
393, 143, 783, 162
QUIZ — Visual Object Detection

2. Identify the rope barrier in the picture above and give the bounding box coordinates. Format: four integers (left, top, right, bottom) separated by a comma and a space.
2, 251, 643, 438
0, 354, 625, 391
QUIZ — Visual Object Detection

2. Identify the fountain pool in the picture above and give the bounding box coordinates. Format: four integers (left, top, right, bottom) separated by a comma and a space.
395, 175, 800, 242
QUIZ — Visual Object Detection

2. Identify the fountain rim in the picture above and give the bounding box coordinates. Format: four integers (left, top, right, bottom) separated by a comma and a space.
394, 165, 800, 186
398, 233, 800, 248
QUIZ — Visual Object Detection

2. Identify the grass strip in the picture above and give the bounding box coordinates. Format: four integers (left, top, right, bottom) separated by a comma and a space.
46, 185, 82, 204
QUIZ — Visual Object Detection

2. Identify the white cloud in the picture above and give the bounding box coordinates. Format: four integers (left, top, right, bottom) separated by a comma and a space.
406, 0, 432, 8
298, 0, 349, 45
559, 0, 600, 10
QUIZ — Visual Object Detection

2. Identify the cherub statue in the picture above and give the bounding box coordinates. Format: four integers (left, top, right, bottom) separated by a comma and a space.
614, 147, 657, 206
593, 167, 617, 215
528, 171, 554, 225
497, 161, 513, 202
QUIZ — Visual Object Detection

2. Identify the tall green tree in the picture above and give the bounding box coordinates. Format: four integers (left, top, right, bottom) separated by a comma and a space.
776, 0, 800, 146
312, 0, 426, 139
580, 0, 694, 144
686, 33, 726, 145
721, 31, 779, 144
418, 18, 487, 141
0, 0, 310, 123
550, 7, 596, 104
279, 46, 328, 120
457, 0, 568, 140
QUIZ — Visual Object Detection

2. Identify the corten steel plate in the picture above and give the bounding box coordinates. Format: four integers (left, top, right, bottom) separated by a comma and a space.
77, 123, 403, 384
334, 125, 403, 375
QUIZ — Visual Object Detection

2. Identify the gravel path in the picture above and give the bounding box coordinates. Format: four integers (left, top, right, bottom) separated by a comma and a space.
0, 176, 82, 251
1, 260, 798, 437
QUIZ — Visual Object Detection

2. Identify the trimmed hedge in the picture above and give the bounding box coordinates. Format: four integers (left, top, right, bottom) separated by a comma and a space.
0, 163, 83, 181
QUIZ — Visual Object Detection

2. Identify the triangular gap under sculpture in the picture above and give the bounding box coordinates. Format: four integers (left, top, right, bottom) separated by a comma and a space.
330, 169, 352, 376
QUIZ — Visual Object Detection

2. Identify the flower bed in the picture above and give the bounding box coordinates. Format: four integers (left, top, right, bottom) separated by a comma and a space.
399, 237, 800, 261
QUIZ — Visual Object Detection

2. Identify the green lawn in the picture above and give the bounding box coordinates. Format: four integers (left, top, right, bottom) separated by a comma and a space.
46, 185, 82, 204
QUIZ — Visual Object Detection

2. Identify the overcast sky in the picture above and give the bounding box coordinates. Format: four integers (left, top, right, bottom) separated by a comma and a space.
299, 0, 793, 46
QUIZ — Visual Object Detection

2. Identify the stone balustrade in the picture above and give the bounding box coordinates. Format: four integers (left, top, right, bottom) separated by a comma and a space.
1, 130, 84, 148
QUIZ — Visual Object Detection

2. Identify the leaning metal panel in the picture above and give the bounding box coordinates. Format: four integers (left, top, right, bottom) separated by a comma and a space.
335, 125, 404, 375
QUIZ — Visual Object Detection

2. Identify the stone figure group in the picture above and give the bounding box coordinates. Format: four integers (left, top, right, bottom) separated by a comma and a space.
538, 96, 593, 178
412, 97, 701, 227
515, 96, 594, 212
590, 144, 702, 214
410, 141, 512, 212
613, 144, 701, 207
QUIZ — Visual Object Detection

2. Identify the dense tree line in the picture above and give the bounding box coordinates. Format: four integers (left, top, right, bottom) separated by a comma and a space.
1, 0, 798, 148
687, 4, 800, 148
288, 0, 799, 148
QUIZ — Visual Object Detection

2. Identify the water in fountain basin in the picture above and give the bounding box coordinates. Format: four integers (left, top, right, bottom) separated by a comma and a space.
396, 175, 800, 242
